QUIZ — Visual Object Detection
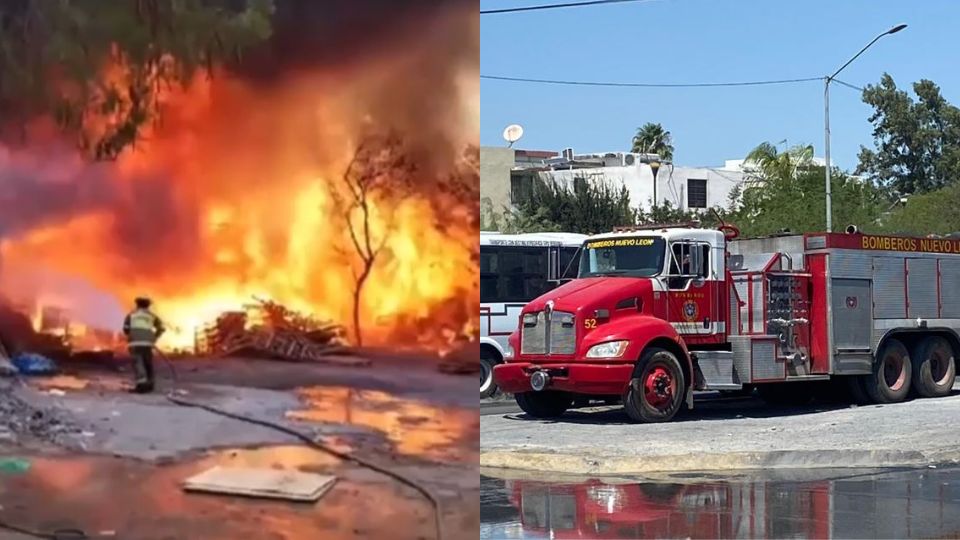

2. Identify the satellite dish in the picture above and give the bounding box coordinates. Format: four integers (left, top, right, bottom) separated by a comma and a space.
502, 124, 524, 147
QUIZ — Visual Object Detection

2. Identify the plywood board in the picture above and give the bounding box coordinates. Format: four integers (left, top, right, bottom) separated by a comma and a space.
183, 466, 336, 502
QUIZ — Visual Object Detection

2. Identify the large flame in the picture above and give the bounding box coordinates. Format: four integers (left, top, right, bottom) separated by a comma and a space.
0, 9, 478, 352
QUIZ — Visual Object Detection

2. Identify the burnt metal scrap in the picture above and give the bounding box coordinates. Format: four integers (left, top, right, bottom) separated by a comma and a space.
196, 298, 369, 367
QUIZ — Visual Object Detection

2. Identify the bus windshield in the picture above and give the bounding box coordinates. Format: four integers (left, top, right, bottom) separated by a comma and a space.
578, 237, 666, 278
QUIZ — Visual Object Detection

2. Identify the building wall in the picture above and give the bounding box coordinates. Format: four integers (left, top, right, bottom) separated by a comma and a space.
540, 163, 742, 212
479, 146, 514, 213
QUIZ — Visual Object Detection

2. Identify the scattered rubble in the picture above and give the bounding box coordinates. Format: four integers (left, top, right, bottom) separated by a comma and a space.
0, 382, 87, 449
196, 298, 369, 367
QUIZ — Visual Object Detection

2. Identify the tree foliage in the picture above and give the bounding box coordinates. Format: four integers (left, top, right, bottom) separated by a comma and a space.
857, 73, 960, 195
631, 122, 674, 161
881, 183, 960, 235
728, 142, 886, 237
0, 0, 274, 159
744, 141, 814, 180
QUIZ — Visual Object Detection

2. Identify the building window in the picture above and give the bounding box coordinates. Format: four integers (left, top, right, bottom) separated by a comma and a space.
687, 178, 707, 208
510, 173, 535, 205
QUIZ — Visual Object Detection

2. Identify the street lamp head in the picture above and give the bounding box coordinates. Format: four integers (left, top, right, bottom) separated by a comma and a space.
887, 24, 907, 34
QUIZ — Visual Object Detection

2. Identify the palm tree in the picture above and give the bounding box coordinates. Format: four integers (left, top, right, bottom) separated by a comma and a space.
631, 123, 674, 161
744, 142, 815, 181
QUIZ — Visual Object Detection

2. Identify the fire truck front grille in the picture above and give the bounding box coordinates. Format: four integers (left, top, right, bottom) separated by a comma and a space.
520, 311, 577, 355
550, 311, 576, 355
521, 312, 547, 354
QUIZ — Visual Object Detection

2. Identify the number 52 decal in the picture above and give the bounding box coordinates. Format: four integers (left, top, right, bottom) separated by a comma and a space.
584, 318, 597, 329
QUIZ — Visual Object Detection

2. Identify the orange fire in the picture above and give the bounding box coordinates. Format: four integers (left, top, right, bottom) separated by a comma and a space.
0, 21, 478, 351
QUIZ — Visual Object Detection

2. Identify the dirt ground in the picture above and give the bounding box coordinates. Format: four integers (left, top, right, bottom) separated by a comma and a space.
0, 351, 479, 540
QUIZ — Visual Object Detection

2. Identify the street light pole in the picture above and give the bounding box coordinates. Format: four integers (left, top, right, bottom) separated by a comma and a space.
823, 23, 907, 233
650, 161, 661, 210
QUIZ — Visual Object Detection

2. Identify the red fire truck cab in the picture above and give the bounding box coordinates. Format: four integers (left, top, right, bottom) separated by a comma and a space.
493, 223, 959, 422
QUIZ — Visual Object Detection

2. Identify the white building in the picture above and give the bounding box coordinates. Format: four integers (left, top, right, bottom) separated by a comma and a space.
480, 147, 746, 215
538, 156, 744, 213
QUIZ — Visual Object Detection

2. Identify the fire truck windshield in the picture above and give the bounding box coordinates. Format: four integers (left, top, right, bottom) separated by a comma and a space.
578, 236, 666, 278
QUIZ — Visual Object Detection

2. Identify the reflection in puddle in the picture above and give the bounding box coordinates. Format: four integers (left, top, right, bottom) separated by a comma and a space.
286, 386, 478, 463
481, 468, 960, 539
0, 449, 436, 540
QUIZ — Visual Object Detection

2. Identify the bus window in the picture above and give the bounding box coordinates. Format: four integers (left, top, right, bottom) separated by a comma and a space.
480, 247, 500, 303
480, 246, 552, 303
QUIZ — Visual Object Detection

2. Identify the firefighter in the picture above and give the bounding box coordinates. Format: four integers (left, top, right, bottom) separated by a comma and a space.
122, 297, 165, 393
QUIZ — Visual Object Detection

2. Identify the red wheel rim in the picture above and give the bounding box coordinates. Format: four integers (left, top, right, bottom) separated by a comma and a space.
883, 355, 906, 391
643, 365, 677, 410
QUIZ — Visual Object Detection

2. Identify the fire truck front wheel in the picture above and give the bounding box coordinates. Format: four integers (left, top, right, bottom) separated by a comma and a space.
865, 338, 912, 404
515, 391, 573, 419
910, 336, 957, 398
480, 348, 500, 399
624, 347, 685, 423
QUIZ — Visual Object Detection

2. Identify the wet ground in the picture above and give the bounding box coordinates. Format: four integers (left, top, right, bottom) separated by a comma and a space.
0, 354, 479, 539
0, 446, 478, 540
480, 466, 960, 539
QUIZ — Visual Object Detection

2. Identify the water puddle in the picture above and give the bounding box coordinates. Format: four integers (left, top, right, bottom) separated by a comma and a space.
286, 386, 479, 463
481, 468, 960, 539
31, 374, 128, 393
0, 448, 437, 539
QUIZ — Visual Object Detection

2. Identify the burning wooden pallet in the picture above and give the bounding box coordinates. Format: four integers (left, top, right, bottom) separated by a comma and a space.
199, 299, 368, 367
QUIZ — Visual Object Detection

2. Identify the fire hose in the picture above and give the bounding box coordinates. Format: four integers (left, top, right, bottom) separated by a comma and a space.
155, 349, 445, 540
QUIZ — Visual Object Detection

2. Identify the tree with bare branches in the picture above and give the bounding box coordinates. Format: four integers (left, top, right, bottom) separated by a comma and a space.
331, 132, 416, 346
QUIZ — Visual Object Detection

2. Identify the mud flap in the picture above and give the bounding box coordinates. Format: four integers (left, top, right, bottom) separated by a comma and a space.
685, 385, 695, 410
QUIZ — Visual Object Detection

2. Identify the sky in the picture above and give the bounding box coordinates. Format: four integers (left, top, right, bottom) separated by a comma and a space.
480, 0, 959, 170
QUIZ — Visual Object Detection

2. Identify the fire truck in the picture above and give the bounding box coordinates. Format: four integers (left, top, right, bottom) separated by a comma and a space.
493, 222, 960, 422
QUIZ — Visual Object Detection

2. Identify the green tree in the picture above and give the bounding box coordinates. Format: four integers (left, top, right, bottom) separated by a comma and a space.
730, 142, 885, 237
879, 183, 960, 235
502, 176, 638, 234
0, 0, 274, 160
857, 73, 960, 194
631, 122, 674, 161
744, 142, 815, 180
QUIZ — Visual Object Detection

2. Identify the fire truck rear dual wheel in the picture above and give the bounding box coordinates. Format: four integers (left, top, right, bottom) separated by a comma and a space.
515, 391, 573, 418
910, 336, 957, 398
864, 338, 912, 404
623, 347, 685, 423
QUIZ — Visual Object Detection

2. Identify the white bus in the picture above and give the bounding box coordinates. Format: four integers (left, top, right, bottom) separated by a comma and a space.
480, 231, 588, 397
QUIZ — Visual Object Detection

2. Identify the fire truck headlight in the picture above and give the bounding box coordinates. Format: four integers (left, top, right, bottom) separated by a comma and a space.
585, 341, 629, 359
522, 313, 537, 327
504, 344, 515, 359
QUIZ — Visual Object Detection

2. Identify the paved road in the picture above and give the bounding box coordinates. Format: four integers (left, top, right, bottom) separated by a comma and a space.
481, 388, 960, 474
480, 400, 521, 416
481, 466, 960, 539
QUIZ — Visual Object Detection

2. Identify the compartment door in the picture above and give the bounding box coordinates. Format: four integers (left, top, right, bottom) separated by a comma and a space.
832, 278, 872, 374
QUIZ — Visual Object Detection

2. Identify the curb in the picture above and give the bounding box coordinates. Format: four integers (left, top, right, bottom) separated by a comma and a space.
480, 447, 960, 475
